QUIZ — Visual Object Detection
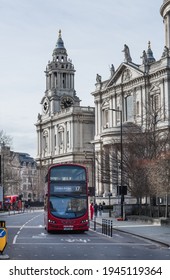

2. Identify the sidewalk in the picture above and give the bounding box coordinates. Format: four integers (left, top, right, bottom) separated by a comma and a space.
94, 213, 170, 247
0, 207, 41, 217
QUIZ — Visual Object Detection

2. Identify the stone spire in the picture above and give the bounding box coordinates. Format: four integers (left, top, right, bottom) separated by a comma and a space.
52, 30, 67, 61
146, 41, 155, 63
56, 30, 65, 49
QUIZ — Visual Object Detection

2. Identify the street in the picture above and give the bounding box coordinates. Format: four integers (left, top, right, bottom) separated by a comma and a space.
2, 210, 170, 260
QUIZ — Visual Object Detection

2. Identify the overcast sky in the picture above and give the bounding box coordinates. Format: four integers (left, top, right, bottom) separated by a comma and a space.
0, 0, 164, 158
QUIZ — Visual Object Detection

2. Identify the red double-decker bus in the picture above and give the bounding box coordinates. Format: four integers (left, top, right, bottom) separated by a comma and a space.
44, 163, 89, 232
4, 195, 22, 210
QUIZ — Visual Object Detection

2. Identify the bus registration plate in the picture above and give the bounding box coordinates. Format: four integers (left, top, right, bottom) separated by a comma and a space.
64, 226, 73, 230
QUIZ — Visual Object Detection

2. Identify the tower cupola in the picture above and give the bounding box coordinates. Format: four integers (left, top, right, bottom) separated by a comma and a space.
56, 30, 65, 49
52, 30, 67, 61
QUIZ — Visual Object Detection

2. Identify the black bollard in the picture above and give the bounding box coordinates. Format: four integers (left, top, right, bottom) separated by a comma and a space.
111, 221, 113, 237
102, 219, 105, 234
94, 216, 96, 231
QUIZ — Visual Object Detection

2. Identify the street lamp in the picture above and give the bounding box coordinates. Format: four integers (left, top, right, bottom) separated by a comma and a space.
109, 108, 124, 219
84, 142, 96, 229
108, 191, 112, 217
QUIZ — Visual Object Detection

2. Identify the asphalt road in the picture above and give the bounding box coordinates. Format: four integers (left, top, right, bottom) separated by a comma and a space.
2, 210, 170, 260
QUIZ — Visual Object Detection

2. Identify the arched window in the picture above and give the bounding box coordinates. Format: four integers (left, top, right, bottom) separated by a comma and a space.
136, 101, 140, 116
58, 126, 64, 148
152, 93, 160, 112
42, 130, 48, 152
125, 95, 133, 122
102, 109, 109, 128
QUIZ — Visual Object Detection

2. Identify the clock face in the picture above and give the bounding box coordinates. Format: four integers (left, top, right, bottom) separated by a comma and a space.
43, 98, 49, 114
61, 96, 73, 109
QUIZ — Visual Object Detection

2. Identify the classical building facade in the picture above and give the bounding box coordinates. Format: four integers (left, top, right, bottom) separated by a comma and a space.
35, 31, 95, 190
91, 0, 170, 202
0, 145, 38, 202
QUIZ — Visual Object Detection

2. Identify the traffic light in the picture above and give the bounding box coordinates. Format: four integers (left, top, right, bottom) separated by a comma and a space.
117, 185, 127, 195
88, 187, 95, 196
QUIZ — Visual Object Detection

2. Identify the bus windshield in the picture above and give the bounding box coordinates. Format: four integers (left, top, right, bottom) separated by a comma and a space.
49, 196, 87, 219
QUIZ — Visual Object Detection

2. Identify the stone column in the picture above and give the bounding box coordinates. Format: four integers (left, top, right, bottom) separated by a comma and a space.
160, 1, 170, 48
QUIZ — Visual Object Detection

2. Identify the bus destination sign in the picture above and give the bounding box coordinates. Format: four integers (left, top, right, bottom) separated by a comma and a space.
53, 185, 83, 193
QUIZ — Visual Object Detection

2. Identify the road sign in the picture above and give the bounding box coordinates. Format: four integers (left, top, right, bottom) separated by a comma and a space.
0, 229, 6, 237
0, 227, 7, 253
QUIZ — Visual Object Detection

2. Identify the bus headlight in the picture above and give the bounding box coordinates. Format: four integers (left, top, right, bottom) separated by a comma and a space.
48, 219, 56, 224
81, 219, 88, 224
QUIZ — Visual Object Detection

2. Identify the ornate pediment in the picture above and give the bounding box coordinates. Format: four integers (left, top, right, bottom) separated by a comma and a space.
106, 62, 144, 88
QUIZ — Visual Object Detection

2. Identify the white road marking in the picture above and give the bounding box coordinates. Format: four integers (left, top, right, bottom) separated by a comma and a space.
32, 233, 48, 239
8, 225, 44, 228
61, 238, 91, 243
12, 213, 43, 244
13, 235, 18, 244
12, 242, 150, 246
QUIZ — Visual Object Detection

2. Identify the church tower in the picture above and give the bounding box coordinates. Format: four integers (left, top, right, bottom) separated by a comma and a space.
35, 31, 95, 193
160, 0, 170, 48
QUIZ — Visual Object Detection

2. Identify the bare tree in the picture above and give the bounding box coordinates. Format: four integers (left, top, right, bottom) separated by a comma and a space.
121, 123, 150, 207
147, 152, 170, 217
97, 99, 170, 217
122, 102, 170, 215
36, 164, 49, 201
0, 130, 12, 147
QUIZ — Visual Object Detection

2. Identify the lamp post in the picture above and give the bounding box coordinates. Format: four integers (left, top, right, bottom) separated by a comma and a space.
109, 108, 124, 219
108, 191, 112, 217
85, 142, 96, 229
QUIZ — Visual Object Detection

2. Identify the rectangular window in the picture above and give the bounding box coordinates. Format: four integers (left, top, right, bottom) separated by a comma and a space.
117, 107, 120, 122
151, 94, 160, 123
103, 109, 109, 128
126, 95, 133, 121
152, 94, 160, 111
54, 73, 57, 87
63, 73, 66, 88
58, 132, 63, 146
105, 110, 109, 127
54, 135, 56, 147
67, 131, 69, 144
136, 101, 140, 115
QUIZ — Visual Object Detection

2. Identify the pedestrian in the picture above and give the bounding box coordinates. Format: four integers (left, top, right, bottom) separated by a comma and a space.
94, 203, 98, 216
99, 203, 103, 216
90, 202, 94, 220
